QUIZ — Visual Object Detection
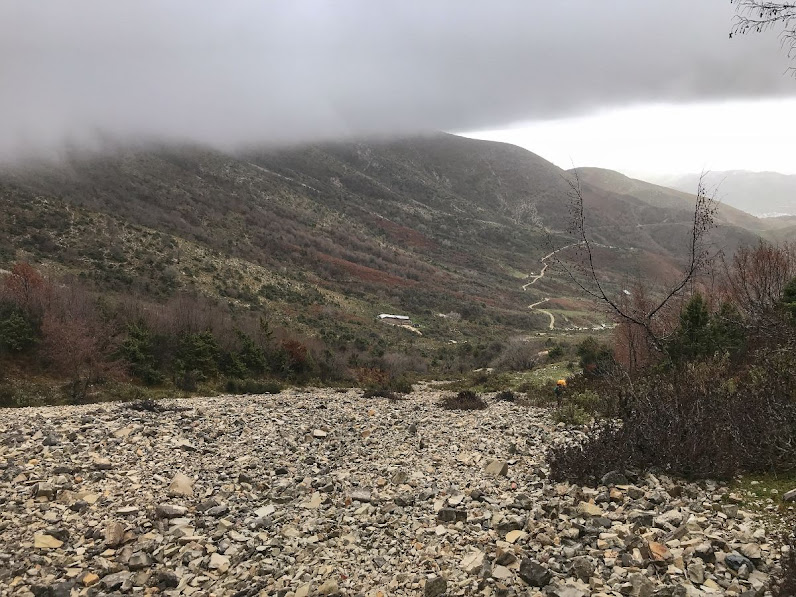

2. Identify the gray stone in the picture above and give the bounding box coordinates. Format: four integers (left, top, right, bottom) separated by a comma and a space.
167, 472, 194, 497
100, 571, 131, 591
628, 510, 654, 526
128, 552, 152, 570
350, 489, 372, 503
154, 503, 187, 518
437, 507, 466, 523
424, 575, 447, 597
601, 470, 629, 486
104, 521, 126, 547
208, 552, 230, 573
32, 482, 55, 499
519, 558, 551, 587
42, 433, 61, 446
693, 542, 715, 563
572, 556, 594, 582
687, 561, 705, 584
317, 579, 340, 595
726, 553, 755, 572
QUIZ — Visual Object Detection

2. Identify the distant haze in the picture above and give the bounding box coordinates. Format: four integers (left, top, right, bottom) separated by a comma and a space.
651, 171, 796, 217
1, 0, 795, 162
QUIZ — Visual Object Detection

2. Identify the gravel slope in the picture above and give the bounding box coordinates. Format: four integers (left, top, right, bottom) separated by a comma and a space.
0, 388, 782, 596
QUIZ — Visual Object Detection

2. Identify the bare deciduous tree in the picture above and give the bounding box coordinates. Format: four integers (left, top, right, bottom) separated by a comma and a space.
555, 171, 717, 353
724, 240, 796, 333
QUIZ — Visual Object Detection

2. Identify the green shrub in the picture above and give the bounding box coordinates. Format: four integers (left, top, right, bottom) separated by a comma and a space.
554, 403, 590, 425
174, 369, 201, 392
387, 376, 414, 394
553, 390, 601, 425
665, 294, 745, 365
576, 337, 614, 377
235, 329, 267, 374
224, 378, 282, 395
119, 322, 164, 385
362, 388, 403, 400
0, 308, 37, 353
219, 350, 248, 378
175, 331, 220, 380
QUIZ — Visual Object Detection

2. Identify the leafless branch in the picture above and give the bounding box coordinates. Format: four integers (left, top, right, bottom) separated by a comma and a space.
553, 170, 717, 353
731, 1, 796, 66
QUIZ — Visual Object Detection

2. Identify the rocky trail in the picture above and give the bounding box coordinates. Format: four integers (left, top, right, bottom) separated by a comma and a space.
0, 389, 783, 596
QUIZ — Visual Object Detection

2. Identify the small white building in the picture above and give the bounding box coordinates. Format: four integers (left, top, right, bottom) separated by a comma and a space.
378, 313, 412, 326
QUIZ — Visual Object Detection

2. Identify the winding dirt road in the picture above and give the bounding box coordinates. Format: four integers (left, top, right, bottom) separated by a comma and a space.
528, 298, 555, 330
522, 243, 579, 330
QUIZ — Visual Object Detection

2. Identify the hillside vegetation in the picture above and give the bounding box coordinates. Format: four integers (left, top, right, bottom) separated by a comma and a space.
0, 133, 782, 402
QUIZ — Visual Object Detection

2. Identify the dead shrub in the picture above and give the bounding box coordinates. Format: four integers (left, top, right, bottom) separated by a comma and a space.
548, 350, 796, 484
490, 337, 539, 371
440, 390, 488, 411
495, 390, 516, 402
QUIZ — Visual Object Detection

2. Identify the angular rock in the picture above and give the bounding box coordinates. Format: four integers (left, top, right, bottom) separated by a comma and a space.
32, 482, 55, 499
167, 472, 194, 497
208, 552, 230, 574
317, 579, 339, 595
128, 552, 152, 570
687, 561, 705, 584
33, 534, 63, 549
571, 556, 594, 582
601, 470, 628, 486
576, 501, 603, 517
155, 503, 187, 518
104, 521, 126, 547
646, 541, 672, 562
461, 549, 485, 574
424, 575, 447, 597
350, 489, 372, 503
726, 553, 755, 572
484, 459, 509, 477
519, 558, 551, 587
100, 571, 131, 591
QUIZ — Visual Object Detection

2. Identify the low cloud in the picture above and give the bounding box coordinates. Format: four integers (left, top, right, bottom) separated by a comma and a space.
1, 0, 793, 160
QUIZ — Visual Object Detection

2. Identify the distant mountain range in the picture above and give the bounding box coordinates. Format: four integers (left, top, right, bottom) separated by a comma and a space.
649, 171, 796, 218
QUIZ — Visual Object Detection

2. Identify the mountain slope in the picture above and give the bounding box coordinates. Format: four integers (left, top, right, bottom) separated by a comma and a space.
0, 134, 770, 348
574, 167, 768, 230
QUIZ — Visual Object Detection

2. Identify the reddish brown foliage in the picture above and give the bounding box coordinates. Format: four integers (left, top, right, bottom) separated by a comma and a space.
2, 262, 50, 314
315, 252, 417, 287
369, 216, 437, 250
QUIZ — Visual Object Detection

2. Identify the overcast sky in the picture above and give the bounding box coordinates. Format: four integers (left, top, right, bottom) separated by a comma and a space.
2, 0, 794, 172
